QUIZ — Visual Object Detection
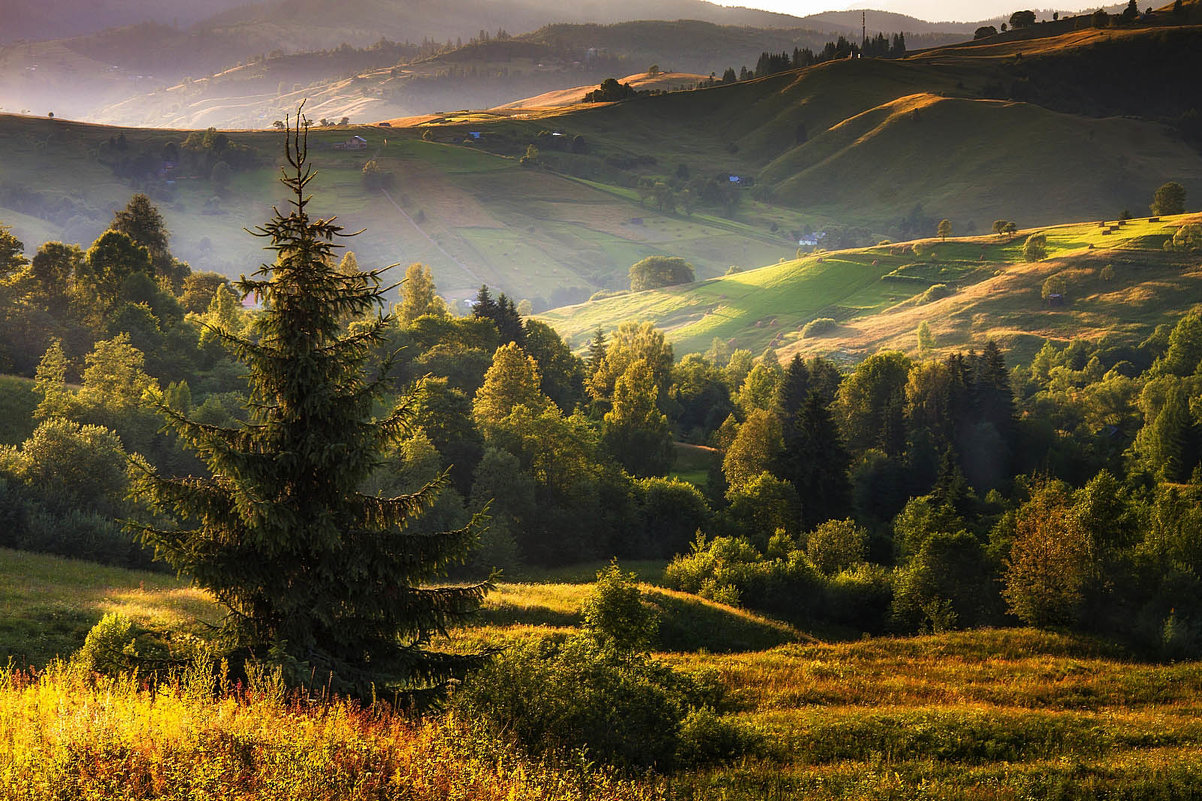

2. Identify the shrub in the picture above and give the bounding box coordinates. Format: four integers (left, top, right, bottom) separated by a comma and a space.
917, 283, 952, 304
581, 562, 659, 652
1164, 223, 1202, 252
801, 318, 837, 337
664, 534, 822, 624
675, 707, 760, 768
822, 563, 893, 633
1023, 233, 1048, 261
74, 612, 199, 679
805, 518, 868, 575
892, 531, 1000, 632
456, 635, 714, 771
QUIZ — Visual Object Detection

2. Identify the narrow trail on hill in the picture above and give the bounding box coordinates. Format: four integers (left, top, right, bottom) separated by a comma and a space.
378, 187, 483, 284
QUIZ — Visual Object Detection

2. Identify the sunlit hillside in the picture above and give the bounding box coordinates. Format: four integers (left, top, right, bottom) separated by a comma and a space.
540, 213, 1202, 360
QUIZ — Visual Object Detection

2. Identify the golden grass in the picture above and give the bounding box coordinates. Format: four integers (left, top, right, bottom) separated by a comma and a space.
0, 665, 662, 801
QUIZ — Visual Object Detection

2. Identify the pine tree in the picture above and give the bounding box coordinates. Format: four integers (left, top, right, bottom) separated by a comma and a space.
777, 355, 811, 421
781, 390, 851, 530
111, 194, 189, 288
587, 327, 608, 378
129, 115, 489, 702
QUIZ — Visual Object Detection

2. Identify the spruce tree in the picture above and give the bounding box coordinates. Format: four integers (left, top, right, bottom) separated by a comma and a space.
781, 390, 851, 530
130, 115, 489, 701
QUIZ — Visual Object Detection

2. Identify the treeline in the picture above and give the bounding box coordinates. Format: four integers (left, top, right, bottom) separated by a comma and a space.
706, 32, 907, 85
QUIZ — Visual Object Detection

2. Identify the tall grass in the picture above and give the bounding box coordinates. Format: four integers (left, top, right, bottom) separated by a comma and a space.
0, 662, 663, 801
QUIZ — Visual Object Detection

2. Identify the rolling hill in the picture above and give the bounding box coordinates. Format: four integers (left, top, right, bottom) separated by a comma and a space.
538, 213, 1202, 362
2, 14, 1200, 309
9, 20, 966, 128
0, 114, 804, 306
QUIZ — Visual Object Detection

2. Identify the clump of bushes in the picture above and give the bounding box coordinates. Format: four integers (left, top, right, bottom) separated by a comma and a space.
455, 563, 756, 772
918, 283, 952, 303
664, 531, 893, 632
801, 318, 838, 338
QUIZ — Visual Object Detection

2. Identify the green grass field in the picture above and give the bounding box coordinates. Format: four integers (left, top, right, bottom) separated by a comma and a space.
3, 546, 1200, 798
540, 213, 1202, 363
0, 114, 800, 307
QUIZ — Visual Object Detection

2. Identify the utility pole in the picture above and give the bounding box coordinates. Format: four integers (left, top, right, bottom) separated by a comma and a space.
862, 10, 867, 50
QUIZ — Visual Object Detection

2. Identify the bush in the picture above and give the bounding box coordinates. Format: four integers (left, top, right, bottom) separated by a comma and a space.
74, 612, 198, 679
581, 562, 659, 652
821, 563, 893, 633
892, 531, 1000, 632
1023, 233, 1048, 261
1164, 223, 1202, 252
801, 318, 837, 338
675, 707, 760, 768
664, 534, 823, 624
805, 518, 867, 575
456, 635, 713, 771
917, 283, 952, 304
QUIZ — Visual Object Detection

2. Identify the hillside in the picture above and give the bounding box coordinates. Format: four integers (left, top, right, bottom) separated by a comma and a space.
0, 114, 803, 306
0, 548, 803, 667
539, 214, 1202, 362
3, 17, 1202, 308
16, 20, 965, 128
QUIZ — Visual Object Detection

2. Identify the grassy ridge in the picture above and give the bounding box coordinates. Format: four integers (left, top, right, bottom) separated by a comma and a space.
540, 213, 1202, 361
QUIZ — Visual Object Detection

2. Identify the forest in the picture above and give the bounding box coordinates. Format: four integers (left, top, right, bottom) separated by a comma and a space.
1, 119, 1202, 795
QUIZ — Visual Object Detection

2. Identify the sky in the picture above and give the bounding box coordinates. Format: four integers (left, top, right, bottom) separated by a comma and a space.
709, 0, 1100, 23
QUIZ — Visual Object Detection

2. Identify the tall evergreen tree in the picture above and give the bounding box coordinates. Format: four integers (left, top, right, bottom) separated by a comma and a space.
472, 285, 524, 345
781, 390, 851, 530
777, 355, 811, 422
111, 194, 189, 288
129, 115, 489, 701
587, 327, 608, 378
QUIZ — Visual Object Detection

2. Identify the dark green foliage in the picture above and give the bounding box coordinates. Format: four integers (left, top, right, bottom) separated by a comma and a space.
523, 319, 585, 413
580, 561, 659, 652
1009, 9, 1037, 28
111, 194, 188, 289
1151, 181, 1187, 216
128, 117, 489, 701
473, 284, 524, 346
805, 519, 867, 576
892, 531, 999, 631
780, 390, 852, 530
632, 476, 711, 559
583, 78, 639, 103
671, 354, 733, 443
603, 359, 673, 478
628, 256, 695, 292
457, 566, 725, 772
665, 534, 823, 624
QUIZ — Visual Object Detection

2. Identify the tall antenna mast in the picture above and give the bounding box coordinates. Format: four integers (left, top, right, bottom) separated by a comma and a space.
862, 10, 867, 49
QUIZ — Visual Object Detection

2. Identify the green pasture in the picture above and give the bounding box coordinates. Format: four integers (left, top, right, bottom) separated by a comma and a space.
542, 214, 1202, 362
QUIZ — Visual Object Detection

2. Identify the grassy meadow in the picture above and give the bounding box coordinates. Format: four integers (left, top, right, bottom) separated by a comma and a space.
0, 113, 797, 306
4, 546, 1201, 798
540, 213, 1202, 362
